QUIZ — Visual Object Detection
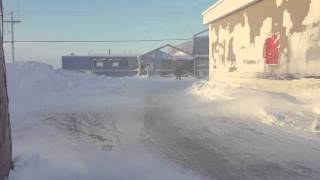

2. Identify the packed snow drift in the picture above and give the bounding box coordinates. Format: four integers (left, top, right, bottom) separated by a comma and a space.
191, 78, 320, 133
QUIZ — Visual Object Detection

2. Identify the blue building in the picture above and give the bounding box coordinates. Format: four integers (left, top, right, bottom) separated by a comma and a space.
62, 54, 139, 77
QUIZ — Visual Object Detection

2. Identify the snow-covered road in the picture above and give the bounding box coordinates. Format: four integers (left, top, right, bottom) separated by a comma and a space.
6, 62, 320, 180
144, 85, 320, 179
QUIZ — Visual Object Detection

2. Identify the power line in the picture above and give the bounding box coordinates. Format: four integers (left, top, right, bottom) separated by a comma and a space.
17, 9, 199, 14
3, 38, 192, 44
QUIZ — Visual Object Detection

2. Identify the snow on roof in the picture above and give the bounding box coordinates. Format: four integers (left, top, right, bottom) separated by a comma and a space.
202, 0, 262, 24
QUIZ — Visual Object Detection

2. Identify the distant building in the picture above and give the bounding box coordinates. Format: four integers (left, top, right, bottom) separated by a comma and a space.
173, 30, 209, 79
62, 54, 139, 77
203, 0, 320, 79
193, 30, 209, 78
140, 44, 194, 77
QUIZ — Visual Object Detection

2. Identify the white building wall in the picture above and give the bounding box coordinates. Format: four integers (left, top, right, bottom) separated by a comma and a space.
204, 0, 320, 79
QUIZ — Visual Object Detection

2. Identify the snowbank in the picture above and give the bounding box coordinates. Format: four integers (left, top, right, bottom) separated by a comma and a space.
191, 78, 320, 133
6, 62, 112, 94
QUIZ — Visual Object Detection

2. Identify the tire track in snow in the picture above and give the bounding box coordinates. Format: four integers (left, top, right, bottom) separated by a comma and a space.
44, 111, 120, 151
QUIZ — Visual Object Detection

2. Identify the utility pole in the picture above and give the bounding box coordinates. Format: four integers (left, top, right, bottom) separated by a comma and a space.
3, 11, 21, 64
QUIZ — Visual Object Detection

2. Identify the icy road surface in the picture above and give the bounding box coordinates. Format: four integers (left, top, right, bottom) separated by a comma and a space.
7, 63, 320, 180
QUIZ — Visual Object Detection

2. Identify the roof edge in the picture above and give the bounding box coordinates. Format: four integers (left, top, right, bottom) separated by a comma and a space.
202, 0, 263, 25
201, 0, 224, 16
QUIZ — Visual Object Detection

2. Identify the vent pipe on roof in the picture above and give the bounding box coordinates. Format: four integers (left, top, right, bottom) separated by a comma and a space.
109, 49, 111, 55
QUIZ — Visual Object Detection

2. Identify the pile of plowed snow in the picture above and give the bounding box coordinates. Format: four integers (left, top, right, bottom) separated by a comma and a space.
191, 78, 320, 133
6, 62, 111, 94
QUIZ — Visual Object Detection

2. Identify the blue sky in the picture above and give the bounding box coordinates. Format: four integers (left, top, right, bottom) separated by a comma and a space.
3, 0, 214, 67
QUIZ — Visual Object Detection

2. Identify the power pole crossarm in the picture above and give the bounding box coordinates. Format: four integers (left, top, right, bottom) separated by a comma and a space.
3, 20, 21, 23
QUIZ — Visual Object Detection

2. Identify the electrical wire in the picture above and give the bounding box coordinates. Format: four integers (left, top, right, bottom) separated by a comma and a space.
3, 38, 192, 43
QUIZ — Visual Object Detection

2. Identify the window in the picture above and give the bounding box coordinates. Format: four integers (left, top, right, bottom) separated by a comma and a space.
112, 62, 119, 67
96, 61, 104, 67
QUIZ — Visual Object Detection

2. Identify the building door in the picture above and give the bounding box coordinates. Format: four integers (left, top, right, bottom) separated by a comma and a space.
264, 34, 280, 65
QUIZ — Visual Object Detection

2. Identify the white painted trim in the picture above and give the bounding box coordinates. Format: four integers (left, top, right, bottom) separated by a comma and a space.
202, 0, 263, 24
202, 0, 224, 16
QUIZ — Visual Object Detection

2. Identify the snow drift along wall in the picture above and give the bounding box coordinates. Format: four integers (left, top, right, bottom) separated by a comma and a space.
203, 0, 320, 79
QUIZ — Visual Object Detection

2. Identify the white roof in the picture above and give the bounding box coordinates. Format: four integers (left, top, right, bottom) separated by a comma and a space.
202, 0, 262, 24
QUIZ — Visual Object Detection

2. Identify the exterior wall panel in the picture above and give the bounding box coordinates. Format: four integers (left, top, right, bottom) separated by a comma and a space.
62, 56, 93, 71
